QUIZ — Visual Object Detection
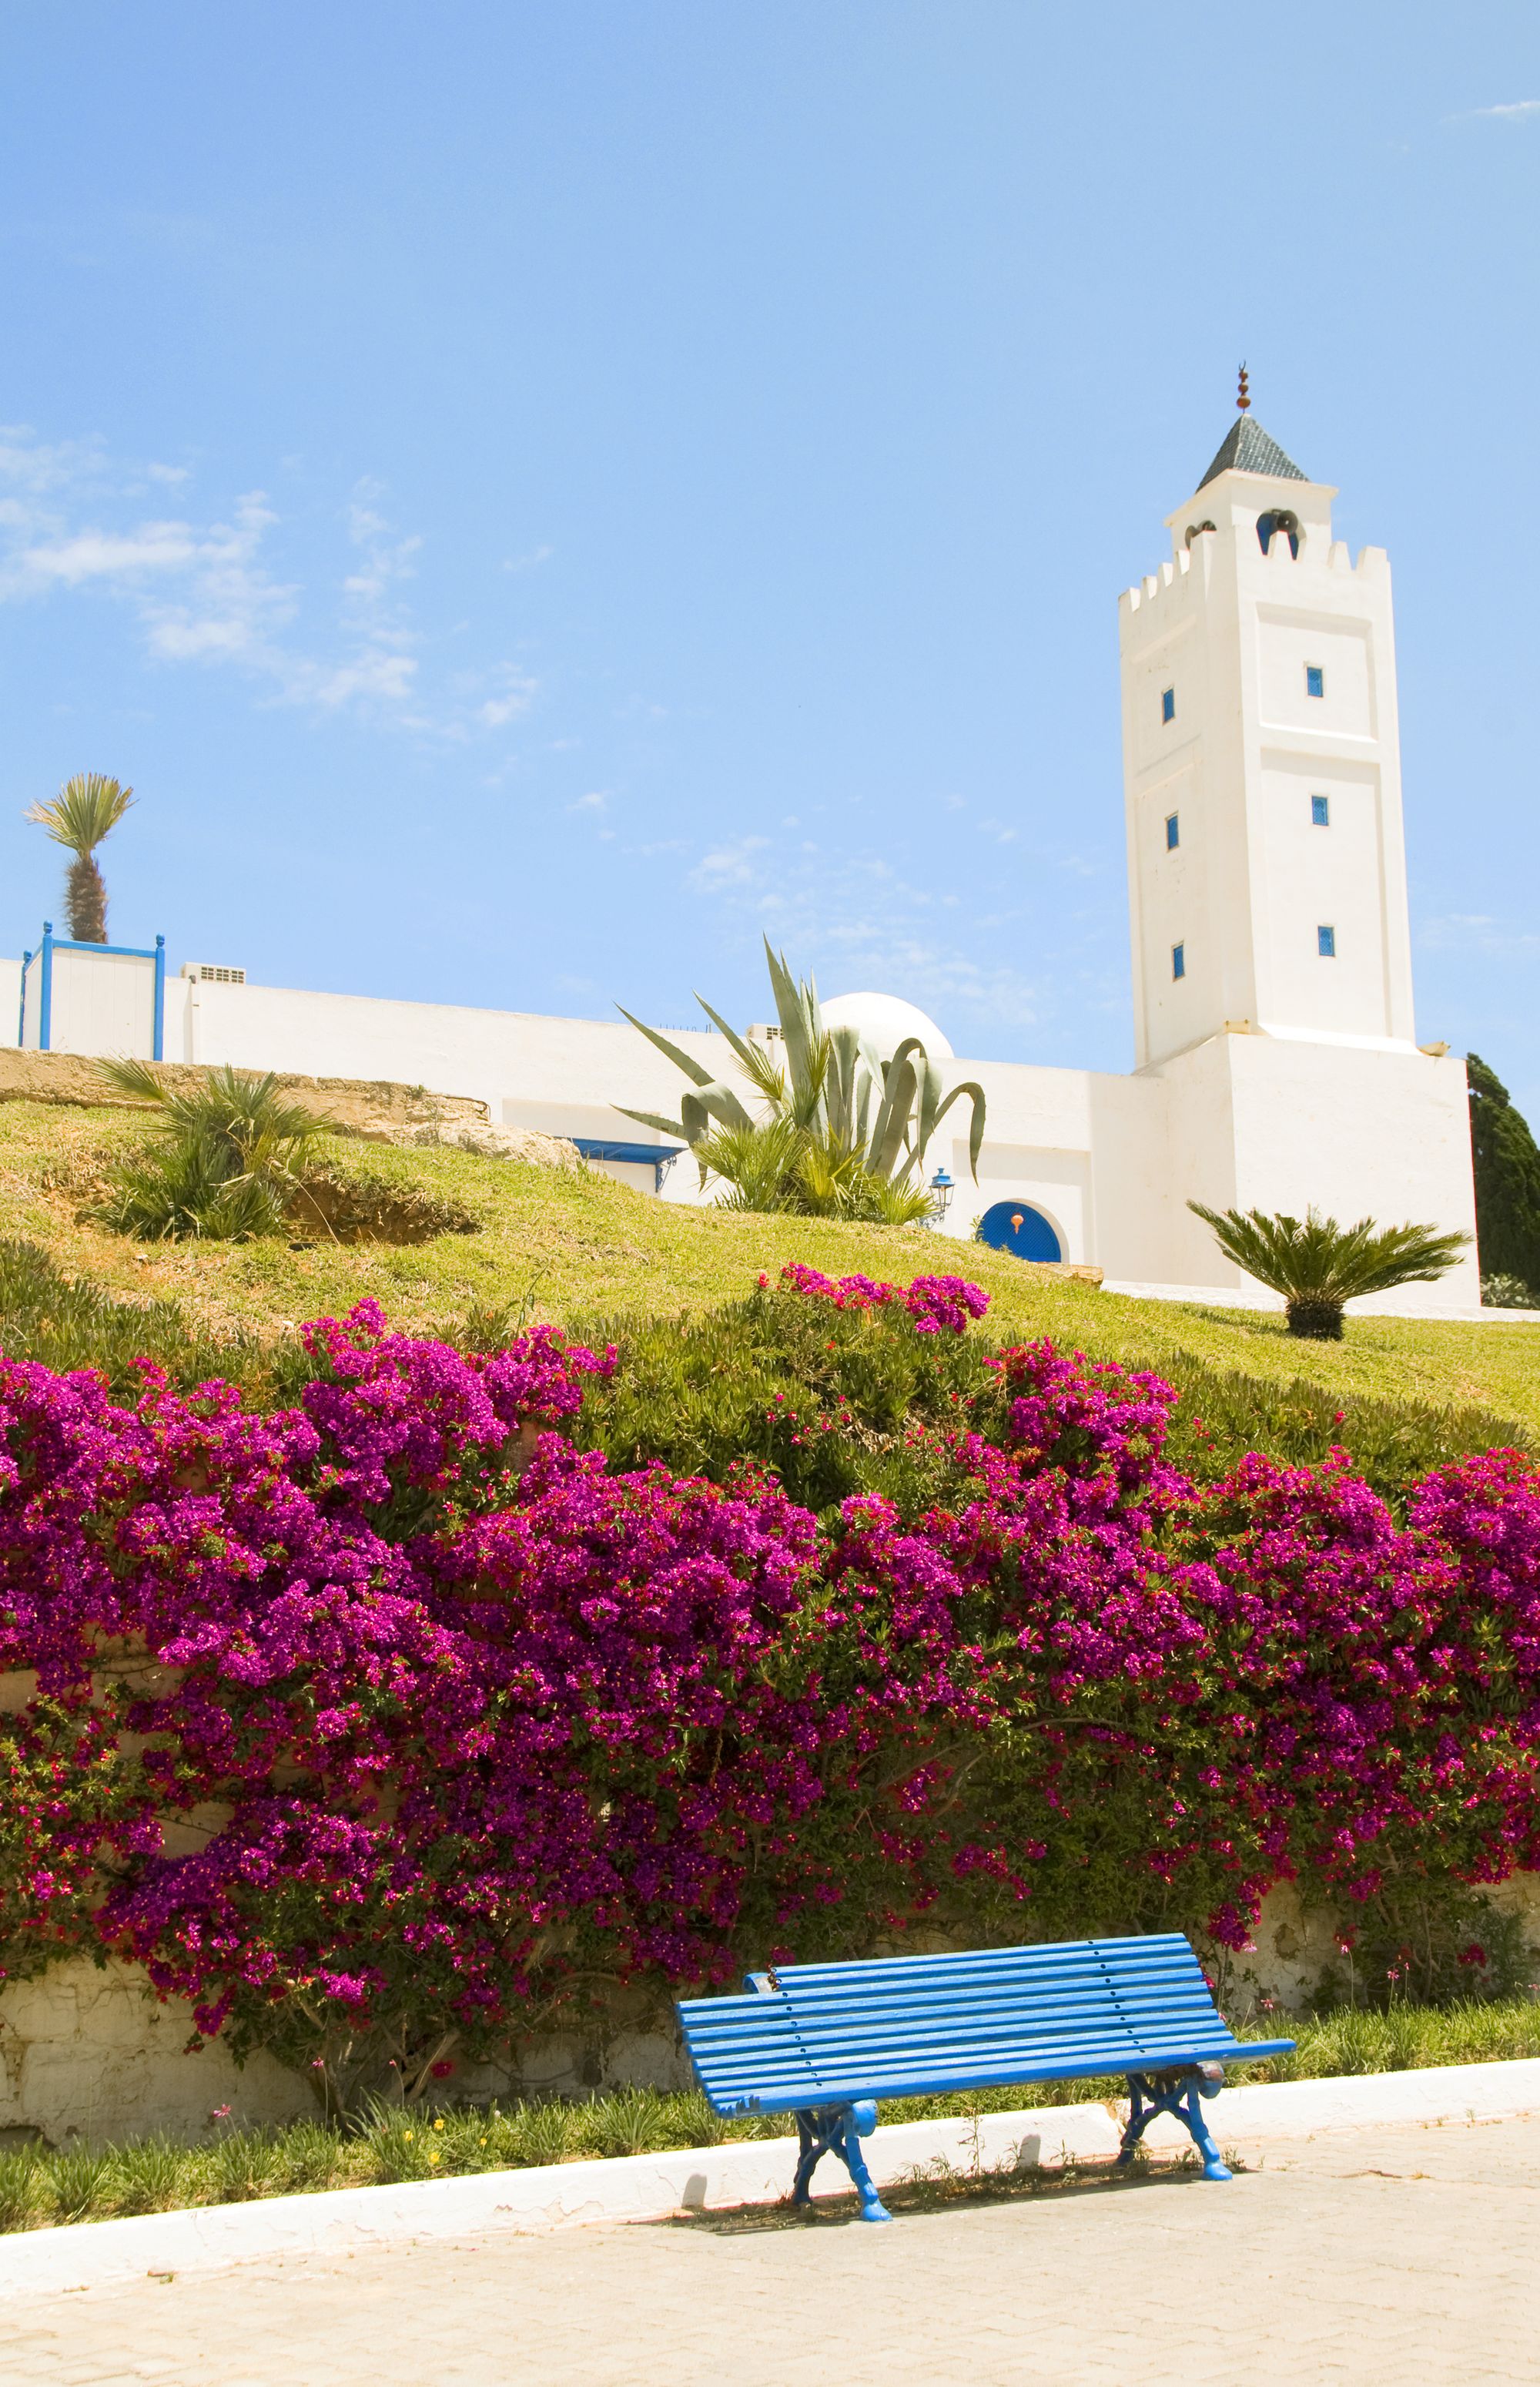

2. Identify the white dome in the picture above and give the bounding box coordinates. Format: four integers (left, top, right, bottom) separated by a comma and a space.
820, 991, 954, 1063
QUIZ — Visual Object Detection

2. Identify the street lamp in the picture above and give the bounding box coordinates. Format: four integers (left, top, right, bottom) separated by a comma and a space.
929, 1167, 954, 1224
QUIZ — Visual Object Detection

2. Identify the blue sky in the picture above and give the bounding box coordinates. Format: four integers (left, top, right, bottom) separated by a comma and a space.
3, 3, 1538, 1105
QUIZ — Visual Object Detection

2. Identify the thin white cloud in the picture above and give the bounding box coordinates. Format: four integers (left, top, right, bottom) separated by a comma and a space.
567, 790, 608, 814
475, 666, 538, 729
0, 430, 541, 740
1421, 911, 1540, 955
688, 835, 770, 890
1469, 99, 1540, 118
19, 523, 200, 582
682, 827, 1046, 1037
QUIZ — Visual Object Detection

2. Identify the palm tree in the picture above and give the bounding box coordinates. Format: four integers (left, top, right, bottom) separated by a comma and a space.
25, 773, 136, 943
618, 938, 985, 1222
1188, 1202, 1468, 1339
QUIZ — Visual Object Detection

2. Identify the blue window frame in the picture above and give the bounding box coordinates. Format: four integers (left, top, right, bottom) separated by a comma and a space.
1317, 924, 1336, 957
1165, 812, 1180, 850
1171, 941, 1186, 981
1311, 793, 1331, 826
1305, 664, 1325, 699
1161, 686, 1176, 725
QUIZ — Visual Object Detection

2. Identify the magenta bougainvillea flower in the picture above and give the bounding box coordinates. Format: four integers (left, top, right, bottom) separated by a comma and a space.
2, 1265, 1538, 2085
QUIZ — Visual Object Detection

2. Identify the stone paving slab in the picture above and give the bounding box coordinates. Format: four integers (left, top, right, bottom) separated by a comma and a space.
1, 2114, 1535, 2387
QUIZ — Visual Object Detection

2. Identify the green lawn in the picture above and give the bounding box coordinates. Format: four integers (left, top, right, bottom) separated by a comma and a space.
3, 1096, 1539, 1433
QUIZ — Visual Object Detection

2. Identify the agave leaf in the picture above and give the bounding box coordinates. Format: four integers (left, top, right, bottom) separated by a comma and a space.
929, 1080, 987, 1180
679, 1081, 755, 1143
614, 1007, 718, 1091
824, 1026, 859, 1147
762, 939, 822, 1099
691, 997, 770, 1084
614, 1105, 691, 1142
867, 1040, 926, 1179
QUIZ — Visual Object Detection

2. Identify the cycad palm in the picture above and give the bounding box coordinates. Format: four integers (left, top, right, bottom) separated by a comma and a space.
24, 774, 136, 944
1188, 1202, 1468, 1339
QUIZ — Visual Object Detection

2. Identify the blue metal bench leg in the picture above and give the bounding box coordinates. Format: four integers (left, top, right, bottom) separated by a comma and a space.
839, 2101, 892, 2224
791, 2102, 891, 2221
1118, 2070, 1231, 2183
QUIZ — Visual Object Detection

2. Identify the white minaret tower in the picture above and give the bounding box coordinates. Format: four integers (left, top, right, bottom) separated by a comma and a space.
1118, 371, 1416, 1071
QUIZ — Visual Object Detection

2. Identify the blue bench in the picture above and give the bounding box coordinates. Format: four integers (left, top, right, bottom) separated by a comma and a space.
677, 1933, 1294, 2223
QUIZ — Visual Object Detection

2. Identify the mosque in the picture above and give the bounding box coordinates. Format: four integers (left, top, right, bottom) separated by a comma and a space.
4, 395, 1483, 1312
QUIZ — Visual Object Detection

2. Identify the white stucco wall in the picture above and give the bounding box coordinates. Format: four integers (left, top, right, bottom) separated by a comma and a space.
0, 955, 20, 1048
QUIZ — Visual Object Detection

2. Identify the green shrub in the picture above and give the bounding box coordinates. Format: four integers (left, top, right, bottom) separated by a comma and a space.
0, 2150, 39, 2234
569, 1281, 1528, 1522
92, 1060, 327, 1243
1468, 1053, 1540, 1301
109, 2134, 191, 2216
48, 2145, 114, 2224
206, 2127, 280, 2204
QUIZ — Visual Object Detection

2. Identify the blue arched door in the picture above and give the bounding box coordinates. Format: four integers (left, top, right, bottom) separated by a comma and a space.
977, 1199, 1062, 1262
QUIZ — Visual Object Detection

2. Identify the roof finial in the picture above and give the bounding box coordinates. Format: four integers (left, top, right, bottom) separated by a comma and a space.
1237, 362, 1251, 413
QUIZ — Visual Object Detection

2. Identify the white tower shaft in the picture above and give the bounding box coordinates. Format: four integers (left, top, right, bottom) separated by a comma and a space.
1118, 417, 1415, 1071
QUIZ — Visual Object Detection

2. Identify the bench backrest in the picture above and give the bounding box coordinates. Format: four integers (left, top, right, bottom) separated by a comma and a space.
679, 1933, 1269, 2114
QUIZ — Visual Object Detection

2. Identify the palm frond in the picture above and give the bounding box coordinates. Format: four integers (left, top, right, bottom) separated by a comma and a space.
25, 773, 136, 858
93, 1063, 329, 1244
1189, 1202, 1468, 1327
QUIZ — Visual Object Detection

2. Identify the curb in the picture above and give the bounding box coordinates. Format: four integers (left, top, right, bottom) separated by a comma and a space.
3, 2056, 1538, 2300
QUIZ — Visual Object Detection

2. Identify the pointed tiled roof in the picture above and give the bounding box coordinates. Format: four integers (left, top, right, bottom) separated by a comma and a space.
1197, 415, 1307, 490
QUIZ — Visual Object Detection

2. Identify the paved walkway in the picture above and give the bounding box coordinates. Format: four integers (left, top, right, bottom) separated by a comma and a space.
2, 2114, 1535, 2386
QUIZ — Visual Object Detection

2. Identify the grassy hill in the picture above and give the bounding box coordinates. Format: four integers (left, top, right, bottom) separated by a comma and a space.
3, 1095, 1539, 1439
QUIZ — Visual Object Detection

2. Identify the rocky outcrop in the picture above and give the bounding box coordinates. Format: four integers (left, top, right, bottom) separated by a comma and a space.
0, 1050, 580, 1167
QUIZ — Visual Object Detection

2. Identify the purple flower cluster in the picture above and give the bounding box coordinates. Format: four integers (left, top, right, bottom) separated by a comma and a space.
775, 1261, 990, 1334
3, 1272, 1539, 2079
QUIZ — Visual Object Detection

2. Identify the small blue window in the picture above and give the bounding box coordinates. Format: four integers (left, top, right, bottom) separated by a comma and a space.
1311, 794, 1331, 826
1172, 941, 1186, 981
1305, 664, 1325, 699
1165, 813, 1180, 850
1317, 924, 1336, 957
1161, 686, 1176, 724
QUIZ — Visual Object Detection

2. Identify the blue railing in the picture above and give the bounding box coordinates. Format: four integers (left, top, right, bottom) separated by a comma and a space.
568, 1135, 683, 1193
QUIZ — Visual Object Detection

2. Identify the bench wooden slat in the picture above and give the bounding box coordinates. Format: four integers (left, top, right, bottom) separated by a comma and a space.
677, 1933, 1294, 2116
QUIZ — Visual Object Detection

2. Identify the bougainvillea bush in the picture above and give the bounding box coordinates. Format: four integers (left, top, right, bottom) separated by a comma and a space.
3, 1263, 1540, 2107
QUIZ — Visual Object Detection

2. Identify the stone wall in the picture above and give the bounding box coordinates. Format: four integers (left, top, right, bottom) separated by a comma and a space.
7, 1877, 1538, 2146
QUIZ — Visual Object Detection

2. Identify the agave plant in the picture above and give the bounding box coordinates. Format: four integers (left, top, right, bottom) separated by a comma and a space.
1188, 1201, 1468, 1339
618, 940, 984, 1221
94, 1059, 330, 1242
24, 772, 136, 943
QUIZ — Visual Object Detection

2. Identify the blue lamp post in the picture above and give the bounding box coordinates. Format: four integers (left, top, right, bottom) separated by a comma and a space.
929, 1167, 954, 1225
